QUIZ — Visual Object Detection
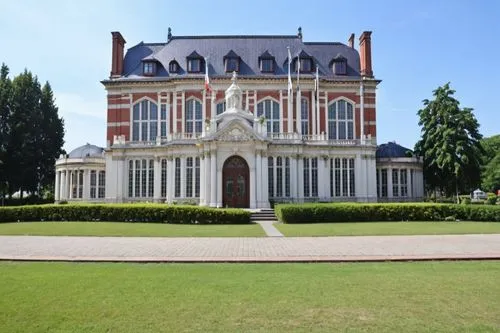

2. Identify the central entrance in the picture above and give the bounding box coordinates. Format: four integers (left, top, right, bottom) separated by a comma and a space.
222, 155, 250, 208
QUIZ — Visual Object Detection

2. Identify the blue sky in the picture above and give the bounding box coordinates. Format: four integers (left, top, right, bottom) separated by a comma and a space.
1, 0, 499, 152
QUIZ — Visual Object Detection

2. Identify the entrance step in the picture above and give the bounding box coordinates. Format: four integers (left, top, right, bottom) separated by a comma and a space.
250, 209, 278, 222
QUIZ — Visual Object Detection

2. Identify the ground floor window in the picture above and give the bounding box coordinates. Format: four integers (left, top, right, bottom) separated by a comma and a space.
71, 170, 84, 199
268, 156, 291, 198
303, 157, 318, 197
330, 157, 355, 197
185, 157, 200, 198
161, 159, 167, 198
128, 159, 154, 198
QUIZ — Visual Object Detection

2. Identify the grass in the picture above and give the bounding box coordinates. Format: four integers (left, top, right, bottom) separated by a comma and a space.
0, 261, 499, 332
0, 221, 265, 237
276, 221, 500, 237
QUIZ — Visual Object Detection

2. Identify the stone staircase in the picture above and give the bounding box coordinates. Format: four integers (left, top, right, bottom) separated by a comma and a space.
250, 209, 277, 222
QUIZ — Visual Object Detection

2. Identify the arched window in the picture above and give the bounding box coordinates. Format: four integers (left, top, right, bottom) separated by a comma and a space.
185, 99, 202, 135
301, 98, 309, 135
132, 100, 158, 141
327, 99, 354, 140
257, 99, 280, 134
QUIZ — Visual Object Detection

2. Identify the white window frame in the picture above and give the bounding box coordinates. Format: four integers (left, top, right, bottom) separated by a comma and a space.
327, 98, 356, 140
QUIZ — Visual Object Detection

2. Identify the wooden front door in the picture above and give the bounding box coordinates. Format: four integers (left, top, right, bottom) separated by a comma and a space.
222, 156, 250, 208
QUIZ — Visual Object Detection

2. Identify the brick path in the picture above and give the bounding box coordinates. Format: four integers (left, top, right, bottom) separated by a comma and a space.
1, 234, 499, 262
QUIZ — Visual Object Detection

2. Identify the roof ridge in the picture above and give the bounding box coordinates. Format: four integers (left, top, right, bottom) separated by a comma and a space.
171, 35, 300, 40
304, 42, 344, 46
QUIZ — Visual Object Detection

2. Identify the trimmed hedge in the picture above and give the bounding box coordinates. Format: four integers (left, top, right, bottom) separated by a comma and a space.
0, 204, 251, 224
275, 203, 500, 223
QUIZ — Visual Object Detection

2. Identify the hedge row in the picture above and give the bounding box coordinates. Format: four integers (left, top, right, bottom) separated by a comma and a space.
0, 204, 251, 224
275, 203, 500, 223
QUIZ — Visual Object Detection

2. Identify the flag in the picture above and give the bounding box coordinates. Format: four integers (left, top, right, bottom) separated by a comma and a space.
314, 66, 319, 93
296, 52, 300, 92
204, 57, 211, 92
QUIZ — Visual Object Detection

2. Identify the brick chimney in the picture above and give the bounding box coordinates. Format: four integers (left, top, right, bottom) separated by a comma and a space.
348, 33, 355, 48
110, 31, 126, 78
359, 31, 373, 77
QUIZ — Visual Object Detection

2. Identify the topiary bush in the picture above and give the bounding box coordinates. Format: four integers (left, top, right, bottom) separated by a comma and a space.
275, 203, 500, 223
0, 204, 251, 224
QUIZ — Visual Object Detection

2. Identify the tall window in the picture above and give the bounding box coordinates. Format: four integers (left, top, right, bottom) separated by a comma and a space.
328, 99, 354, 140
268, 157, 274, 198
303, 157, 318, 198
185, 157, 201, 198
285, 157, 290, 197
132, 100, 158, 142
276, 157, 283, 197
392, 169, 399, 197
98, 171, 105, 199
400, 169, 408, 197
160, 104, 168, 137
90, 170, 97, 199
381, 169, 388, 197
185, 99, 202, 135
330, 158, 355, 197
161, 159, 167, 198
128, 159, 154, 198
257, 99, 280, 134
301, 98, 309, 135
216, 101, 226, 115
175, 158, 181, 197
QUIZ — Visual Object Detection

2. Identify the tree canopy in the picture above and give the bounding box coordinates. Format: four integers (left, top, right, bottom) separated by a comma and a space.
414, 83, 483, 199
0, 63, 65, 199
480, 135, 500, 193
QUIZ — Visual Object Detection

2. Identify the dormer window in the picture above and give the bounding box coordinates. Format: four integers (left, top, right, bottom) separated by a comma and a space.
186, 51, 204, 73
294, 50, 313, 73
259, 50, 275, 73
169, 60, 179, 73
224, 50, 240, 73
143, 62, 156, 76
331, 54, 347, 75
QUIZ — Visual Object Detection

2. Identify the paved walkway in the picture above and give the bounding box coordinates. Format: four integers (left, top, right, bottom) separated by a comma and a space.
255, 221, 284, 237
1, 234, 499, 262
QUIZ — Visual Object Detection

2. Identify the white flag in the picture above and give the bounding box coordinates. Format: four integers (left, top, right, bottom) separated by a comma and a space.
287, 47, 292, 95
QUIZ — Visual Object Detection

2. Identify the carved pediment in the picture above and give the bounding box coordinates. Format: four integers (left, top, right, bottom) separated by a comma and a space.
208, 120, 264, 143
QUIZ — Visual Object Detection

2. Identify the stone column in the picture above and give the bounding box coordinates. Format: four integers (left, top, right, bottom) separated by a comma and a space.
261, 153, 269, 207
250, 166, 256, 209
204, 153, 211, 205
298, 157, 304, 200
199, 155, 205, 205
166, 158, 174, 203
153, 158, 161, 202
255, 150, 262, 207
290, 155, 297, 199
210, 150, 217, 207
54, 171, 60, 201
60, 171, 66, 200
216, 167, 223, 207
180, 157, 186, 198
318, 158, 327, 199
83, 169, 90, 200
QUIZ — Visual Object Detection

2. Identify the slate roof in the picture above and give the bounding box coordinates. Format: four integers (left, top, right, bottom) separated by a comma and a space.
120, 34, 361, 80
376, 142, 413, 159
68, 143, 104, 159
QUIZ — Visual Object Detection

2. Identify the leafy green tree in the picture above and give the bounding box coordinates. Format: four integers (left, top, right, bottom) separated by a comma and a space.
480, 135, 500, 193
0, 63, 12, 198
414, 83, 483, 201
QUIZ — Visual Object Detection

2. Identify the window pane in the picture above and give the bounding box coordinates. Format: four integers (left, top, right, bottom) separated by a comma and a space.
141, 122, 148, 141
161, 104, 167, 120
257, 102, 264, 117
150, 121, 157, 140
195, 101, 202, 119
347, 103, 353, 119
150, 103, 158, 120
133, 104, 140, 120
338, 101, 346, 119
132, 123, 139, 141
141, 101, 149, 120
272, 102, 279, 119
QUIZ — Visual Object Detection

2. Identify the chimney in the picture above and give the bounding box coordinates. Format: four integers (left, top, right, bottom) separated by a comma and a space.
110, 31, 126, 78
359, 31, 373, 77
348, 33, 355, 48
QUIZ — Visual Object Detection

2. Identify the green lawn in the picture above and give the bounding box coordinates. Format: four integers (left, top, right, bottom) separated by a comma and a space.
0, 222, 265, 237
276, 221, 500, 237
0, 262, 499, 332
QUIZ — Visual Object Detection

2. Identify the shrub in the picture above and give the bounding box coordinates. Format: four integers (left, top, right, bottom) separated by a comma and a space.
486, 194, 498, 205
0, 204, 251, 224
275, 203, 500, 223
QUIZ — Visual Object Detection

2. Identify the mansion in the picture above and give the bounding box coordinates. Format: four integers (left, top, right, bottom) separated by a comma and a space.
54, 28, 424, 208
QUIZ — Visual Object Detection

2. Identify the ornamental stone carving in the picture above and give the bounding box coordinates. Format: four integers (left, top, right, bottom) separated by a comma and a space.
217, 127, 254, 142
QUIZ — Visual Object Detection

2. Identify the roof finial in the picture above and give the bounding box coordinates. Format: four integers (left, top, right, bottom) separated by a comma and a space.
231, 71, 237, 84
297, 26, 303, 40
167, 27, 172, 41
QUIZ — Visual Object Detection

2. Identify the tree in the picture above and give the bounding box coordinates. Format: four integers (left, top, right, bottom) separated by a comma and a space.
0, 64, 12, 198
414, 83, 483, 201
480, 135, 500, 193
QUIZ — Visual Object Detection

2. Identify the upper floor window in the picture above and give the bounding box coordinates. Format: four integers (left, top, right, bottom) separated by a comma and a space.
257, 99, 280, 134
186, 51, 204, 73
132, 100, 158, 141
224, 50, 240, 73
332, 55, 347, 75
143, 62, 156, 76
301, 98, 309, 135
185, 99, 202, 134
327, 99, 354, 140
259, 51, 275, 73
169, 60, 179, 73
216, 101, 226, 115
298, 58, 312, 72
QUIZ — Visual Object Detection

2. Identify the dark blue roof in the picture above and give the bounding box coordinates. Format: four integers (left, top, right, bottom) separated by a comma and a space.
376, 142, 413, 158
121, 34, 361, 79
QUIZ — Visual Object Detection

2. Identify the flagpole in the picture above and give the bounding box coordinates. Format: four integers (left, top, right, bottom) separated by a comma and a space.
315, 66, 319, 136
296, 52, 301, 134
287, 47, 293, 134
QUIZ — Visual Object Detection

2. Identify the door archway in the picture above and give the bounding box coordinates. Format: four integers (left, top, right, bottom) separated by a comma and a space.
222, 155, 250, 208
